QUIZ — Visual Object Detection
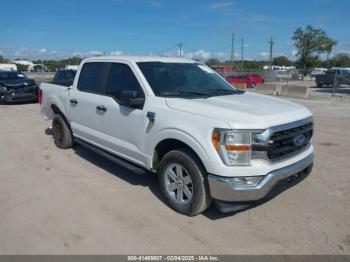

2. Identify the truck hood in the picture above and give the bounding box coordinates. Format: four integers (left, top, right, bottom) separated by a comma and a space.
165, 92, 312, 129
0, 79, 36, 89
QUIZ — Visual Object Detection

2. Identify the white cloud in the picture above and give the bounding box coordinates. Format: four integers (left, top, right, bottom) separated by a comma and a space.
14, 48, 63, 60
72, 50, 124, 57
208, 1, 234, 10
259, 51, 270, 59
285, 40, 295, 47
10, 48, 125, 60
185, 50, 211, 60
110, 50, 124, 56
184, 50, 229, 61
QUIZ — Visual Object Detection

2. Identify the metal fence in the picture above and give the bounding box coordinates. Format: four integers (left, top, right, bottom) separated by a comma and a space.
219, 69, 350, 98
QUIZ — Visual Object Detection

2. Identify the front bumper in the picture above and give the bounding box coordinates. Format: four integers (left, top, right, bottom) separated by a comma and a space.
208, 153, 313, 203
0, 90, 38, 103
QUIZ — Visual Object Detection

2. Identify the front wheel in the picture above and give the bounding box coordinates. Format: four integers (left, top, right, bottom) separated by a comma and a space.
158, 149, 212, 216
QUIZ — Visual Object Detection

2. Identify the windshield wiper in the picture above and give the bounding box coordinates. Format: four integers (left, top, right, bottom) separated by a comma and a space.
208, 88, 238, 95
159, 91, 212, 97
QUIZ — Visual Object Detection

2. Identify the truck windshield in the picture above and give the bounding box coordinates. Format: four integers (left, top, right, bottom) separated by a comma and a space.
0, 72, 27, 81
137, 62, 237, 98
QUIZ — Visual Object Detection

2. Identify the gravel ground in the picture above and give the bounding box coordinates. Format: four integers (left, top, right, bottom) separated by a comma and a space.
0, 96, 349, 255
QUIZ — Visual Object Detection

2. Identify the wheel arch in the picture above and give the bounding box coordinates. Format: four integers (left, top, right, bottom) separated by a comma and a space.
151, 135, 209, 173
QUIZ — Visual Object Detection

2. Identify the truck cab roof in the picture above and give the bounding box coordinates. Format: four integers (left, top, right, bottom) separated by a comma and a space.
83, 55, 197, 64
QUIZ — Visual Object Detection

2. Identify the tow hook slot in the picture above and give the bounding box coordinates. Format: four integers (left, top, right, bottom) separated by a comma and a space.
287, 172, 303, 184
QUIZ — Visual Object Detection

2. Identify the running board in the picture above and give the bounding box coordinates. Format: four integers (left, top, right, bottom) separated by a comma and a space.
74, 138, 148, 174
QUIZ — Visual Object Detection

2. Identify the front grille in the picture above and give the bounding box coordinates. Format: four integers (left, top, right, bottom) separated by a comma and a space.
267, 122, 313, 161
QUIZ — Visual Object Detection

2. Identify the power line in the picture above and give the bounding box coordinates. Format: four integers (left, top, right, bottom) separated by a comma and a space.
241, 38, 244, 71
268, 37, 274, 69
231, 33, 235, 71
178, 42, 183, 57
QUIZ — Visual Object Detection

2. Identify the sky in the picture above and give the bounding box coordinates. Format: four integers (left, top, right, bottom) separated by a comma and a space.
0, 0, 350, 61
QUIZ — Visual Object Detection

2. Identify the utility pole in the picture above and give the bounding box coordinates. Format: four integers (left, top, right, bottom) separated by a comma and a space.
268, 37, 274, 70
178, 42, 183, 57
231, 33, 235, 71
241, 38, 244, 71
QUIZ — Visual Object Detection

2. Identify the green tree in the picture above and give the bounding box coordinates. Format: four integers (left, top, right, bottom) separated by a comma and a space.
205, 58, 221, 67
329, 53, 350, 68
16, 64, 29, 72
273, 56, 293, 66
322, 38, 337, 68
0, 55, 10, 63
292, 25, 337, 70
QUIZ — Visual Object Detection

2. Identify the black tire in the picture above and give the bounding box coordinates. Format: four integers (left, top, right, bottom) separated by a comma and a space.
158, 149, 212, 216
52, 114, 73, 149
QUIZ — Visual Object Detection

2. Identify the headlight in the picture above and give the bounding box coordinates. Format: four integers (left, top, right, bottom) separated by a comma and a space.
0, 85, 7, 92
212, 129, 252, 166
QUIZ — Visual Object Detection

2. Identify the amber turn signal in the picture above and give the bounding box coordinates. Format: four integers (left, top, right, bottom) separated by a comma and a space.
212, 130, 221, 151
225, 144, 251, 152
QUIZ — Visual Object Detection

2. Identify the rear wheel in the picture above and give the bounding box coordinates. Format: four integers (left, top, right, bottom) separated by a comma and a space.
158, 149, 211, 216
52, 114, 73, 149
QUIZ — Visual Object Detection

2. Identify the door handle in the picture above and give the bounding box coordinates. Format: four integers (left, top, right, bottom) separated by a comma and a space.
70, 99, 78, 105
96, 105, 107, 112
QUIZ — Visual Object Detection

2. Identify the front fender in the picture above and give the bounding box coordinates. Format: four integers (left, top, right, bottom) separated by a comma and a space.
146, 128, 210, 170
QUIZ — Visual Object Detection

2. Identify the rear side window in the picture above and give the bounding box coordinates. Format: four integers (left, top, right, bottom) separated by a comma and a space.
53, 71, 62, 82
64, 70, 76, 80
106, 63, 144, 100
77, 63, 109, 93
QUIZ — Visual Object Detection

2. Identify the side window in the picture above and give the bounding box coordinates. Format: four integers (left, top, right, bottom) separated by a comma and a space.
67, 71, 75, 80
53, 71, 62, 82
106, 63, 144, 100
77, 62, 109, 93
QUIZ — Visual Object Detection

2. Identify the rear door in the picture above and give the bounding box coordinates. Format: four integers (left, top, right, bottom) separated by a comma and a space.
94, 62, 149, 166
69, 62, 109, 142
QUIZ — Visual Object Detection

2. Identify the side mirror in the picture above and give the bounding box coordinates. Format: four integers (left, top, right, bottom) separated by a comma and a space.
120, 91, 145, 109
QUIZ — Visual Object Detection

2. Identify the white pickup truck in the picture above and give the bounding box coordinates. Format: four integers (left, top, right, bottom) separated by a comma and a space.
40, 56, 314, 216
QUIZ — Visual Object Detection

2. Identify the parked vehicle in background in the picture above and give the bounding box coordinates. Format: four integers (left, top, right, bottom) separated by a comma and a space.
52, 69, 77, 87
0, 64, 17, 71
0, 71, 38, 103
331, 67, 350, 72
226, 74, 264, 88
310, 68, 327, 77
315, 69, 350, 87
40, 56, 313, 216
65, 65, 79, 70
276, 69, 302, 81
263, 65, 296, 71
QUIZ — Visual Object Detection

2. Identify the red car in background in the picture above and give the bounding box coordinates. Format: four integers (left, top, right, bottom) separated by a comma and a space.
225, 74, 265, 88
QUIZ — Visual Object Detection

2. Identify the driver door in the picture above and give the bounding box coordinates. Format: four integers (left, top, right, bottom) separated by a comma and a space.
94, 62, 148, 166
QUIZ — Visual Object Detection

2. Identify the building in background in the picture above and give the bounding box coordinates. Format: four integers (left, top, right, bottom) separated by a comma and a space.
0, 64, 17, 71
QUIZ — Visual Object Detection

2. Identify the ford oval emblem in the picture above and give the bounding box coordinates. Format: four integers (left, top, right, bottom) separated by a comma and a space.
293, 134, 306, 146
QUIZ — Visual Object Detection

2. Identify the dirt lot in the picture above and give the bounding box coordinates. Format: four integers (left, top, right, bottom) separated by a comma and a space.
0, 96, 349, 255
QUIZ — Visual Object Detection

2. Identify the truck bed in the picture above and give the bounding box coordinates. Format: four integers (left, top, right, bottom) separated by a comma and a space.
40, 82, 70, 121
